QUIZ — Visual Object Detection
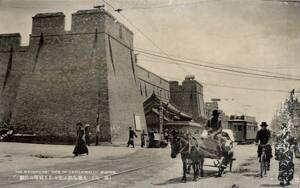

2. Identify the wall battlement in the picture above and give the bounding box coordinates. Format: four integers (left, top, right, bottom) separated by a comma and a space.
0, 9, 133, 51
0, 33, 21, 50
29, 9, 133, 46
32, 12, 65, 35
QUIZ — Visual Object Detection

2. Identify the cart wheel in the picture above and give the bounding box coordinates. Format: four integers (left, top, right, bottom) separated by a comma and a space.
218, 167, 224, 177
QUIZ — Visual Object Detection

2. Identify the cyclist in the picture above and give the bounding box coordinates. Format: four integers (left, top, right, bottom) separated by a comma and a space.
255, 122, 272, 171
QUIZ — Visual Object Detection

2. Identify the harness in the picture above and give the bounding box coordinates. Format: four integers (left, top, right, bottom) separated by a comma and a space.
178, 137, 189, 154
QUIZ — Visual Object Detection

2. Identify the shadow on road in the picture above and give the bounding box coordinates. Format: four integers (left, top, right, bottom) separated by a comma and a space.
152, 177, 183, 185
152, 170, 221, 186
259, 183, 281, 187
242, 172, 260, 178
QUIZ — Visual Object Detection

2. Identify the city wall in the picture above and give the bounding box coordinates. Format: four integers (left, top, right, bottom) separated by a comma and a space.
0, 9, 146, 144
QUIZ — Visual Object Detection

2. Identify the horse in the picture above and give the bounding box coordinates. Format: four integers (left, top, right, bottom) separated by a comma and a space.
170, 133, 204, 182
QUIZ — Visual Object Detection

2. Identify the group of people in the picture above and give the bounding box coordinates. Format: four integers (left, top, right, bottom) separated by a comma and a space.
256, 121, 300, 186
206, 109, 300, 186
126, 127, 168, 148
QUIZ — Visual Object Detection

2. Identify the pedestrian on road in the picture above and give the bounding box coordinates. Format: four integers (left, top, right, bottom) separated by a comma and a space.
256, 122, 272, 170
127, 127, 137, 148
141, 130, 147, 148
275, 123, 300, 186
85, 124, 90, 146
73, 122, 89, 157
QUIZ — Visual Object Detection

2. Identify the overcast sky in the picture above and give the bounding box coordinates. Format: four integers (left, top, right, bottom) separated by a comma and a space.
1, 0, 300, 124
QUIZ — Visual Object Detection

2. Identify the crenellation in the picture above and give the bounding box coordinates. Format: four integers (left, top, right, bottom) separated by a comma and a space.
104, 14, 133, 47
32, 12, 65, 35
0, 33, 21, 51
71, 9, 106, 33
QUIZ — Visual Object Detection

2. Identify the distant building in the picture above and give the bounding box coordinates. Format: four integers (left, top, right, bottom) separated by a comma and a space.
143, 93, 192, 132
169, 75, 207, 124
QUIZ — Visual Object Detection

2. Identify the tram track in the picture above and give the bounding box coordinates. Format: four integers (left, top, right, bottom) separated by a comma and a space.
61, 161, 168, 188
0, 150, 172, 188
0, 157, 146, 187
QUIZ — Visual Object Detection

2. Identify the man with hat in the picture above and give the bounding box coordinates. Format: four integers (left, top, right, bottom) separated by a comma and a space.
205, 109, 232, 164
256, 121, 272, 170
205, 109, 223, 137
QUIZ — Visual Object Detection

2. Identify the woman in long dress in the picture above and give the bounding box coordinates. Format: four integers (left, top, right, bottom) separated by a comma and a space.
73, 122, 89, 157
275, 123, 300, 186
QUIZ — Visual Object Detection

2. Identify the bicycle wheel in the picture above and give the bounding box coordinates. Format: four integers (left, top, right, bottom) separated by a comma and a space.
260, 160, 264, 178
264, 161, 267, 175
260, 156, 265, 177
260, 152, 267, 177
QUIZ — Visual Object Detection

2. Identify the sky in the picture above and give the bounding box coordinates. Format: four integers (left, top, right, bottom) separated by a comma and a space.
0, 0, 300, 123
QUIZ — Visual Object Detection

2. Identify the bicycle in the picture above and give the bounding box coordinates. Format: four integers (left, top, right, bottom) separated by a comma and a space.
259, 144, 270, 178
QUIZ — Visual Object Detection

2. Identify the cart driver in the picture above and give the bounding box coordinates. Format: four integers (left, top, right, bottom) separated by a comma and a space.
205, 110, 223, 138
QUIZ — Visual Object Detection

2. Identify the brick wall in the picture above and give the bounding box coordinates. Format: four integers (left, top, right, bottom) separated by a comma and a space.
0, 9, 146, 144
136, 65, 170, 102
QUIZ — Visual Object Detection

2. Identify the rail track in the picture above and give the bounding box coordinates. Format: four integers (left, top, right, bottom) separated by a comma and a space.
0, 158, 169, 188
61, 161, 167, 188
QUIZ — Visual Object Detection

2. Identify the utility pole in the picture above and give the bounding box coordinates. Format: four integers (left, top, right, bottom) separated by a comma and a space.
159, 89, 164, 141
95, 112, 100, 146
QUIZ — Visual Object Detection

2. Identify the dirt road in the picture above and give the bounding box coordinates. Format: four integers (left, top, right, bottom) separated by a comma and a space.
1, 143, 300, 188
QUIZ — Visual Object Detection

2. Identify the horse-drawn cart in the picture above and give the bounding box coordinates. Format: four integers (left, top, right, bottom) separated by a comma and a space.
170, 129, 236, 181
199, 129, 236, 176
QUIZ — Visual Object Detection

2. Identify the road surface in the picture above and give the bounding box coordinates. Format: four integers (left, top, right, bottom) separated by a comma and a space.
1, 143, 300, 188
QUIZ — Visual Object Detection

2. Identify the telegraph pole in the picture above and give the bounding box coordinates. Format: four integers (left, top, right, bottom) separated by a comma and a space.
159, 89, 164, 141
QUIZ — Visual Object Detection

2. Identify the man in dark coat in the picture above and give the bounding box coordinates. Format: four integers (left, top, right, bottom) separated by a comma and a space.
206, 110, 223, 137
256, 122, 272, 170
275, 123, 300, 186
127, 127, 137, 148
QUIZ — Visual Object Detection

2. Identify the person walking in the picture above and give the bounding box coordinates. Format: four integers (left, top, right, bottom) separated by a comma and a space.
84, 124, 91, 146
127, 127, 137, 148
73, 122, 89, 157
275, 123, 300, 186
141, 130, 147, 148
256, 122, 272, 170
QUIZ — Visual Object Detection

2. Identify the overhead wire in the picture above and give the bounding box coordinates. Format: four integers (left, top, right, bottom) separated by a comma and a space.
121, 0, 218, 11
100, 1, 300, 82
136, 47, 300, 79
135, 49, 300, 82
101, 0, 190, 74
158, 74, 295, 93
138, 55, 284, 81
